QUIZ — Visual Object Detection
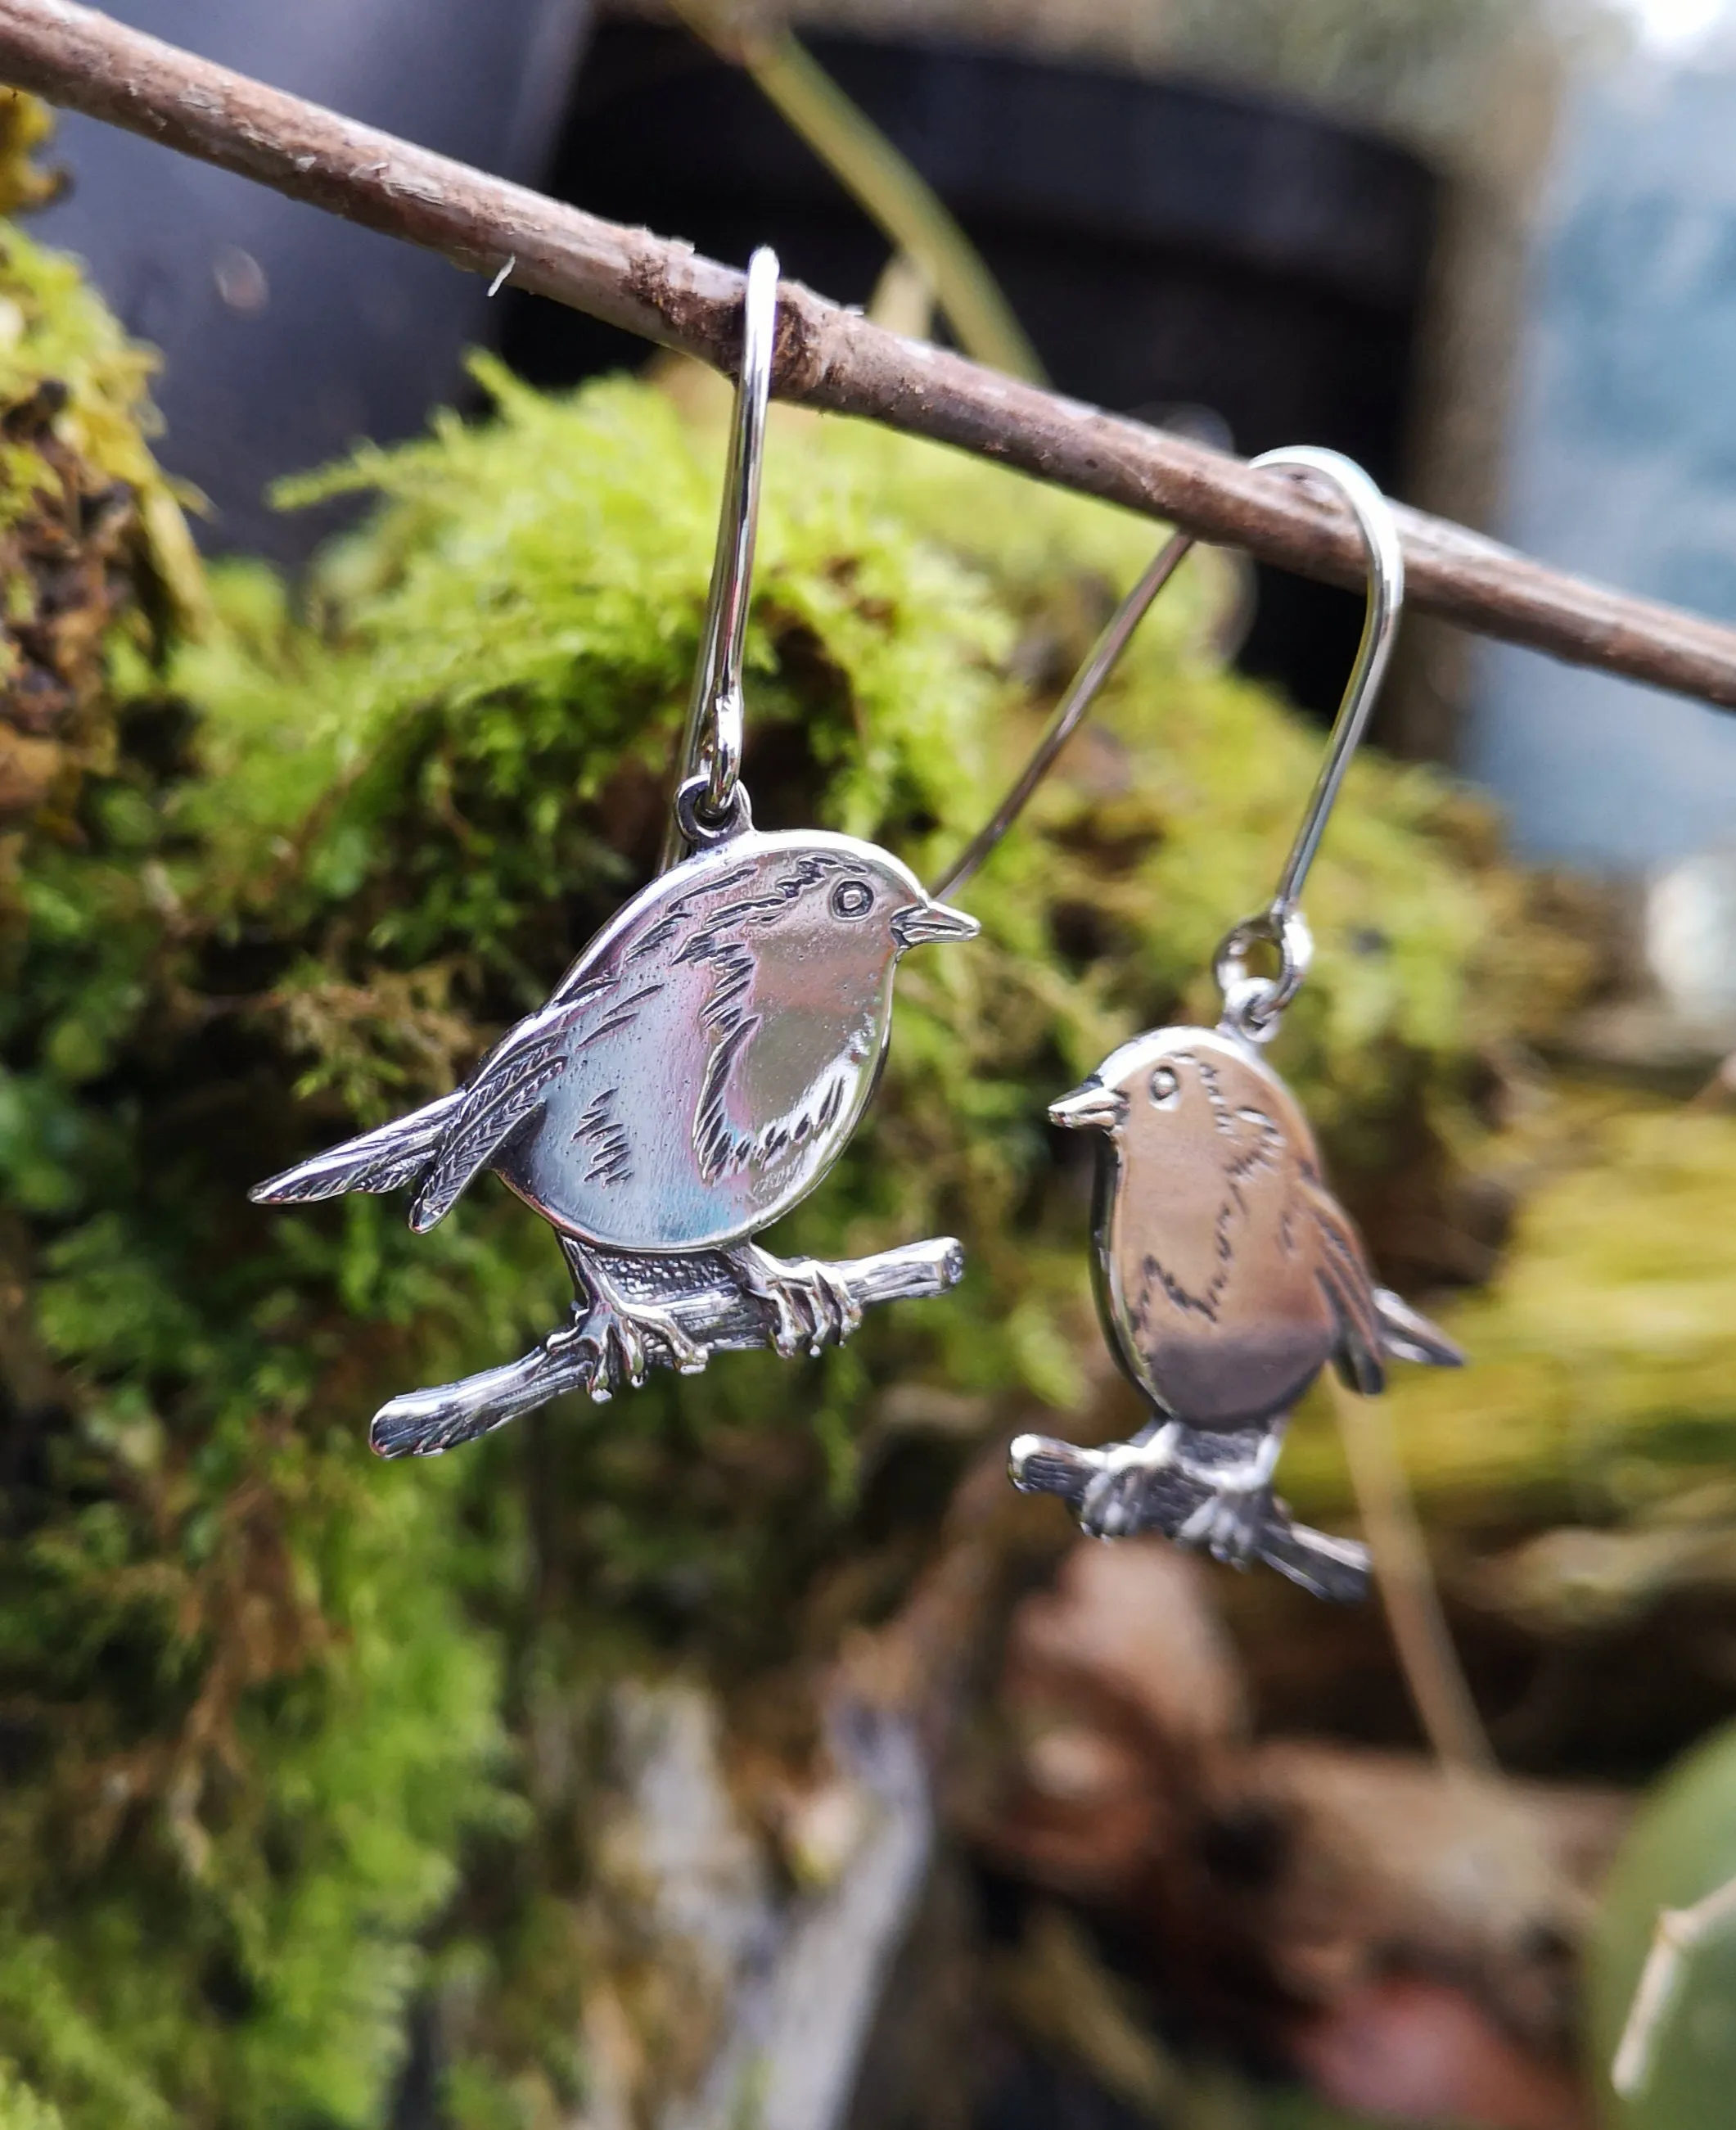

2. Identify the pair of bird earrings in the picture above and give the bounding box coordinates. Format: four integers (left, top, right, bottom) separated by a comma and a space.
252, 250, 1462, 1604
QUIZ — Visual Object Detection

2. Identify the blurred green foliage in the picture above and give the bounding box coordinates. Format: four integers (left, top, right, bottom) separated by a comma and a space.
1282, 1093, 1736, 1546
1589, 1720, 1736, 2130
0, 216, 1595, 2119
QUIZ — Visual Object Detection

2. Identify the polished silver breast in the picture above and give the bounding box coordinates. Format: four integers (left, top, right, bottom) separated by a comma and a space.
494, 830, 900, 1252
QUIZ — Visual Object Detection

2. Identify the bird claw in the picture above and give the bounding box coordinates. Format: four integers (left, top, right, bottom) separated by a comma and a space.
1017, 1420, 1282, 1552
575, 1290, 706, 1397
1174, 1481, 1275, 1568
805, 1261, 863, 1354
1169, 1426, 1288, 1567
1076, 1422, 1187, 1538
731, 1248, 863, 1359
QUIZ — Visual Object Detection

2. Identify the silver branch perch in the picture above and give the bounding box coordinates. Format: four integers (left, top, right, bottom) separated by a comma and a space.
1010, 1428, 1372, 1604
370, 1237, 965, 1458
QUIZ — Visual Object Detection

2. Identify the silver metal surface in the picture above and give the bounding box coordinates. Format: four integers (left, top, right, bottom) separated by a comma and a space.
1053, 1027, 1394, 1429
488, 831, 972, 1252
929, 445, 1400, 920
1030, 1018, 1465, 1601
994, 449, 1439, 1598
1030, 1024, 1463, 1595
929, 527, 1192, 900
661, 245, 779, 870
931, 446, 1402, 1049
1211, 446, 1405, 1039
1256, 447, 1405, 909
1008, 1424, 1373, 1604
254, 829, 977, 1427
370, 1237, 965, 1456
1211, 905, 1314, 1045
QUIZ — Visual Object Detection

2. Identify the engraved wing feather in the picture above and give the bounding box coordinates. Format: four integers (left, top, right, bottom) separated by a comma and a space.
250, 1089, 467, 1204
1299, 1168, 1387, 1397
408, 975, 668, 1232
408, 1022, 570, 1233
1373, 1287, 1464, 1370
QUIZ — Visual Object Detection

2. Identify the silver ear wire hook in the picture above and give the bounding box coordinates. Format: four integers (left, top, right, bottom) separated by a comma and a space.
1212, 446, 1405, 1043
929, 526, 1194, 900
1255, 448, 1406, 908
930, 446, 1405, 1043
661, 246, 780, 870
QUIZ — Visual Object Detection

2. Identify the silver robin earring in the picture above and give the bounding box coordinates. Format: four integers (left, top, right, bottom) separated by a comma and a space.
951, 448, 1464, 1603
250, 250, 979, 1457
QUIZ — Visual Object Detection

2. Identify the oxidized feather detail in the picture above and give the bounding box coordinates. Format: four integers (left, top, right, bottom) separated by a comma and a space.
573, 1090, 634, 1188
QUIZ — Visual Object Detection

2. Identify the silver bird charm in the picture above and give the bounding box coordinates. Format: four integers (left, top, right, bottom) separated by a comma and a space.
255, 250, 986, 1456
1011, 1027, 1461, 1601
254, 828, 977, 1451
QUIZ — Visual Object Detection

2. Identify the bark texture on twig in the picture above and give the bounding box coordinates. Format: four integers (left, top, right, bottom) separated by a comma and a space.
4, 0, 1736, 706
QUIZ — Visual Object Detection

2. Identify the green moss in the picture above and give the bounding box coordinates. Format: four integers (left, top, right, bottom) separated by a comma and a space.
0, 2060, 65, 2130
0, 136, 203, 884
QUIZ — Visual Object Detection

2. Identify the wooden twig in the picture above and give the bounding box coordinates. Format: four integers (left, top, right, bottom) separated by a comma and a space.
1612, 1871, 1736, 2097
4, 1, 1736, 708
370, 1236, 965, 1457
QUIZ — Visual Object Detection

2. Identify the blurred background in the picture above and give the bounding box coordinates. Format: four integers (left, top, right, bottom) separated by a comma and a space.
9, 1, 1736, 2128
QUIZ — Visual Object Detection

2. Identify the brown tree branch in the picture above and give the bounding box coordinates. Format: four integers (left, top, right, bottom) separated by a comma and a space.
3, 0, 1735, 708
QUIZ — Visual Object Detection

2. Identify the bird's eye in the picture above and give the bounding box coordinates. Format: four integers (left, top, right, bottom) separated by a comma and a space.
830, 879, 874, 920
1149, 1065, 1180, 1109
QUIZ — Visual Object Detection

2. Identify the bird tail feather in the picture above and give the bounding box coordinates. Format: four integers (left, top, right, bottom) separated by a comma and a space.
250, 1090, 466, 1206
1373, 1286, 1464, 1370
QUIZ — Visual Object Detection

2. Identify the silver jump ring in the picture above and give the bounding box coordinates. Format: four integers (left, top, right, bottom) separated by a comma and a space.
675, 774, 754, 849
1213, 905, 1314, 1044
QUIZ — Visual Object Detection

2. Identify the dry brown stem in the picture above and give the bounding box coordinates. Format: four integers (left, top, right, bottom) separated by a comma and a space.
1328, 1378, 1495, 1776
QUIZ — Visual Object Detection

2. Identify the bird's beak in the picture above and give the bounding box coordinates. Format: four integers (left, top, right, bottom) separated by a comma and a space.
893, 897, 981, 950
1049, 1078, 1128, 1132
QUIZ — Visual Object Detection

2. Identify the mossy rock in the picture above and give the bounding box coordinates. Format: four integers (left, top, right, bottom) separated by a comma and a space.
0, 99, 201, 851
